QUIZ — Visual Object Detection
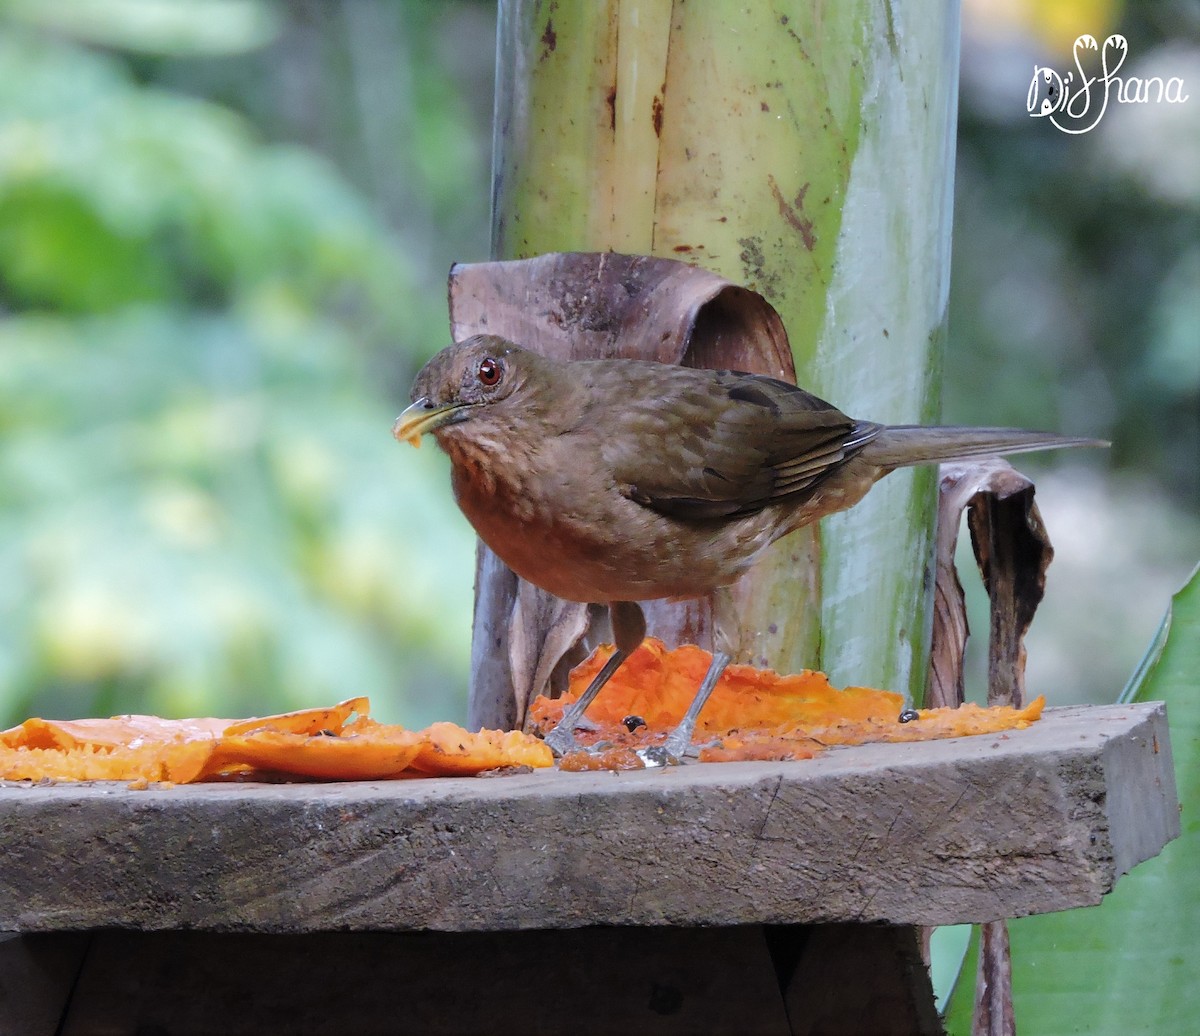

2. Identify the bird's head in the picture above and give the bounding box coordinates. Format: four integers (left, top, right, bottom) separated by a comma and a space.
393, 335, 549, 453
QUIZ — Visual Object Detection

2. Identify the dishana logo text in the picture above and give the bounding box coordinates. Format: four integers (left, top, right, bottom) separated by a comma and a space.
1028, 34, 1189, 135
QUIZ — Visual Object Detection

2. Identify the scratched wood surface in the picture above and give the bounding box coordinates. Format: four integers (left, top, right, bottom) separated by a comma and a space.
0, 703, 1178, 935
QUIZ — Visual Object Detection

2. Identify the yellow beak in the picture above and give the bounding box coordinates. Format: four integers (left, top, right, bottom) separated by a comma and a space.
392, 398, 469, 447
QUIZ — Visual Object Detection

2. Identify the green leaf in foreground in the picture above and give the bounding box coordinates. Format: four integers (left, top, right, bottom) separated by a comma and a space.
945, 563, 1198, 1034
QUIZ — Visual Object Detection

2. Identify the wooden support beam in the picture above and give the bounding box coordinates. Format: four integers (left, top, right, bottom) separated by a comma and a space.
0, 926, 949, 1036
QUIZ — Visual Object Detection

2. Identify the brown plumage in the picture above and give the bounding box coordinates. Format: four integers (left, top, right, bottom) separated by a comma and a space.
395, 334, 1104, 759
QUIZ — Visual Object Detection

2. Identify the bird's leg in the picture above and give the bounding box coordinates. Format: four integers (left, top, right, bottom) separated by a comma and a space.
644, 588, 739, 765
653, 650, 731, 763
542, 649, 625, 757
542, 600, 646, 758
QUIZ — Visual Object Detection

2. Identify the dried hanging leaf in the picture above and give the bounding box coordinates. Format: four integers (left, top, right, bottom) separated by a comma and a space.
974, 918, 1017, 1036
928, 460, 1053, 710
449, 252, 793, 371
924, 458, 1053, 1030
506, 580, 591, 733
448, 251, 799, 732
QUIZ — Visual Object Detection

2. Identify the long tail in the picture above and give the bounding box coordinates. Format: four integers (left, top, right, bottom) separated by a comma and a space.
859, 425, 1109, 470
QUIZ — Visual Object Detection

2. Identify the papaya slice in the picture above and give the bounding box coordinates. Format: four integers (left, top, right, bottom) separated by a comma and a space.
531, 638, 1046, 766
408, 722, 554, 775
0, 698, 551, 783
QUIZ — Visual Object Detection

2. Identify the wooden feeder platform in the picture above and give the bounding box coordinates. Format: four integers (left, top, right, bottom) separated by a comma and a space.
0, 702, 1178, 1035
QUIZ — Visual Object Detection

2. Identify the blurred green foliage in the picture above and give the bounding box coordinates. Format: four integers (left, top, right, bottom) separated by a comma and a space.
949, 2, 1199, 704
0, 0, 1193, 729
0, 0, 490, 728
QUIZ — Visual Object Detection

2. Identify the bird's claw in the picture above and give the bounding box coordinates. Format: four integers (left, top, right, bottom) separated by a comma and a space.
543, 725, 582, 758
637, 733, 698, 768
543, 713, 602, 758
637, 745, 682, 768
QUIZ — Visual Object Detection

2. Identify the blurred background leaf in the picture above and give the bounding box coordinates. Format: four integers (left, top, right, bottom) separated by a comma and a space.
0, 0, 1194, 729
0, 0, 492, 727
952, 0, 1199, 706
944, 564, 1200, 1034
4, 0, 281, 57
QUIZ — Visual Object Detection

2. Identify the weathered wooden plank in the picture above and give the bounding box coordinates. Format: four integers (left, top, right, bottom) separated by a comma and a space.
769, 924, 943, 1035
0, 704, 1177, 934
46, 924, 945, 1036
57, 928, 791, 1036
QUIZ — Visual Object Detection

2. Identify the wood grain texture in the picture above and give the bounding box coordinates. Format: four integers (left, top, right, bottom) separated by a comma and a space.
0, 704, 1177, 934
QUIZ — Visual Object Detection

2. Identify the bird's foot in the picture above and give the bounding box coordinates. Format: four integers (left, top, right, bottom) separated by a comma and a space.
636, 650, 729, 767
542, 715, 602, 758
637, 733, 699, 768
637, 745, 680, 767
543, 724, 581, 758
542, 641, 635, 760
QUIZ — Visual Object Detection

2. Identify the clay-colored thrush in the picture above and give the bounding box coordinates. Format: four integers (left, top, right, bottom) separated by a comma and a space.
395, 335, 1104, 761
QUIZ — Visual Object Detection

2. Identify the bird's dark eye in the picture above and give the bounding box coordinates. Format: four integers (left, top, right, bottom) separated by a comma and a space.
477, 356, 503, 387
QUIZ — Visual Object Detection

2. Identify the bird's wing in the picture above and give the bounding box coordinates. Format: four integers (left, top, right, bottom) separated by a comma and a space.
599, 367, 881, 522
